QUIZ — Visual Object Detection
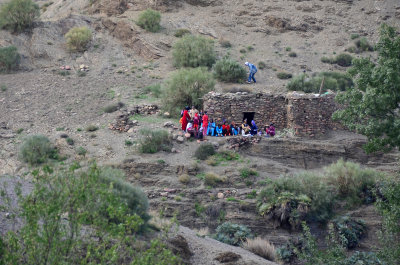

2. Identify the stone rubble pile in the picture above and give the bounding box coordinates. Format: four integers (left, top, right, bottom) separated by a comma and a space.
108, 104, 159, 132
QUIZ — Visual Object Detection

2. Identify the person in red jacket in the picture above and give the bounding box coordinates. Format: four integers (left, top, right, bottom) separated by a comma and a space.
181, 106, 191, 131
202, 111, 209, 140
222, 121, 231, 136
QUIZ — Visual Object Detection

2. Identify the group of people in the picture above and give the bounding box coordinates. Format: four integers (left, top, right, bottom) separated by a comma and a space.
180, 106, 276, 141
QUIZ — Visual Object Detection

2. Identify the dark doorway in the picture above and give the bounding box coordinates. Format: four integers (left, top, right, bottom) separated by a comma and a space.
243, 112, 255, 125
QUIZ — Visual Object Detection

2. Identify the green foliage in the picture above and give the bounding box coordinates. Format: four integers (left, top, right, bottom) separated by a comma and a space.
103, 102, 124, 113
204, 172, 226, 186
174, 28, 190, 37
0, 0, 39, 32
1, 84, 6, 91
125, 140, 133, 146
321, 53, 353, 67
333, 24, 400, 152
194, 143, 215, 160
58, 70, 70, 76
66, 137, 74, 145
239, 168, 258, 179
162, 67, 215, 115
330, 216, 366, 249
376, 179, 400, 264
138, 129, 172, 153
213, 57, 247, 83
131, 239, 180, 265
206, 150, 239, 166
136, 9, 161, 32
0, 164, 178, 264
257, 61, 266, 69
65, 26, 92, 52
350, 33, 360, 40
76, 146, 86, 156
142, 83, 161, 97
0, 46, 20, 73
276, 72, 292, 79
213, 222, 253, 246
345, 251, 385, 265
98, 166, 150, 224
355, 37, 374, 52
19, 135, 57, 165
172, 35, 216, 68
287, 72, 354, 93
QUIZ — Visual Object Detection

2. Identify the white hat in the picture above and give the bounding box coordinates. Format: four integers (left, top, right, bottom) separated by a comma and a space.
245, 62, 249, 65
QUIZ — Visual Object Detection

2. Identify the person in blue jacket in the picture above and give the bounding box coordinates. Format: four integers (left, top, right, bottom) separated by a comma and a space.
245, 62, 257, 84
250, 120, 258, 135
207, 118, 216, 136
215, 124, 223, 137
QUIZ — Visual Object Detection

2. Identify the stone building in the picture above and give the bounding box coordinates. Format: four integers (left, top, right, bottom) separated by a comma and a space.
203, 91, 341, 136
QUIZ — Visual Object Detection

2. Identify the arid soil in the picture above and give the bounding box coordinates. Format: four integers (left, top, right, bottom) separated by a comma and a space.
1, 0, 400, 264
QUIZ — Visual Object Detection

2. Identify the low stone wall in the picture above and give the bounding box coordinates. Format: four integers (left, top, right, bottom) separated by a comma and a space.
203, 91, 341, 137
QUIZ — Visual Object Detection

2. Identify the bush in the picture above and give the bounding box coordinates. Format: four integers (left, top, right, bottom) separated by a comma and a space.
204, 172, 226, 186
138, 129, 172, 153
213, 57, 247, 83
257, 61, 266, 69
19, 135, 56, 165
0, 46, 20, 73
243, 237, 276, 261
99, 167, 150, 223
85, 124, 99, 132
194, 143, 215, 160
335, 53, 353, 67
219, 39, 232, 48
162, 67, 215, 115
172, 35, 216, 68
142, 83, 161, 97
239, 168, 258, 179
136, 9, 161, 33
77, 146, 87, 156
103, 102, 124, 113
0, 0, 39, 32
65, 26, 92, 52
345, 251, 385, 265
355, 37, 373, 52
277, 72, 292, 79
331, 216, 366, 249
174, 28, 190, 37
288, 52, 297, 57
287, 72, 354, 93
214, 222, 252, 246
321, 56, 335, 64
178, 174, 190, 184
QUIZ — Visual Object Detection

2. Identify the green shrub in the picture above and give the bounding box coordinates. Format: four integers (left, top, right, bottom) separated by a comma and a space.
288, 52, 297, 57
239, 168, 258, 179
99, 167, 150, 223
213, 57, 247, 83
136, 9, 161, 32
77, 146, 87, 156
345, 251, 385, 265
355, 37, 373, 52
287, 72, 354, 93
138, 129, 172, 153
219, 39, 232, 48
321, 56, 335, 64
162, 67, 215, 115
172, 35, 216, 68
0, 0, 39, 32
285, 47, 292, 51
174, 28, 190, 37
331, 216, 366, 249
257, 61, 266, 69
19, 135, 57, 165
204, 172, 226, 186
335, 53, 353, 67
65, 26, 92, 52
1, 84, 6, 91
66, 137, 74, 146
276, 72, 292, 79
350, 33, 360, 40
0, 46, 20, 73
214, 222, 252, 246
103, 102, 124, 113
194, 143, 215, 160
142, 83, 161, 97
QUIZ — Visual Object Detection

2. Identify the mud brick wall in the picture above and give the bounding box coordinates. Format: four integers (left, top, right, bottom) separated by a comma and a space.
203, 92, 341, 136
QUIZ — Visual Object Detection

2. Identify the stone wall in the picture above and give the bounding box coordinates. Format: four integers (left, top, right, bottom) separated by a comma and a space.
203, 91, 341, 136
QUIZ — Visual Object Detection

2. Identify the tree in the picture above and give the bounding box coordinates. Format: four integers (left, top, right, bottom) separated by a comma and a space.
333, 24, 400, 153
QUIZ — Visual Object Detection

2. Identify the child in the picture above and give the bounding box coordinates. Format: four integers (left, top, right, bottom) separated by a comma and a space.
193, 113, 200, 131
242, 119, 250, 135
268, 123, 276, 137
222, 121, 231, 136
250, 120, 258, 136
230, 121, 239, 135
207, 118, 216, 136
216, 124, 223, 137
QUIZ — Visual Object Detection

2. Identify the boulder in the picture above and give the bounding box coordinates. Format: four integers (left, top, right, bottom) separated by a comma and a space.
177, 136, 185, 143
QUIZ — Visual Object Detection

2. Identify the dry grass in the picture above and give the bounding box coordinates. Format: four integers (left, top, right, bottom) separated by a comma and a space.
178, 174, 190, 184
243, 237, 276, 261
204, 172, 226, 186
195, 227, 210, 237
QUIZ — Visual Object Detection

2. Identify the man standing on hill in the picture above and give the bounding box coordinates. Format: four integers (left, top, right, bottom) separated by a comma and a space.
245, 62, 257, 84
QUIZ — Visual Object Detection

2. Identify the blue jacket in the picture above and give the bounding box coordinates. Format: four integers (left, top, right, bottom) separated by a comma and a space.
216, 126, 223, 134
248, 63, 257, 74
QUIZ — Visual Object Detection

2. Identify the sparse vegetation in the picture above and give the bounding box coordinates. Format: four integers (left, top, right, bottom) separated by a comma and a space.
219, 39, 232, 48
287, 72, 354, 93
243, 237, 276, 261
178, 174, 190, 184
77, 146, 87, 156
103, 102, 124, 113
350, 33, 360, 40
355, 37, 374, 52
138, 129, 172, 153
19, 135, 57, 165
58, 70, 70, 76
204, 172, 226, 186
172, 35, 216, 68
66, 137, 74, 145
213, 222, 252, 246
257, 61, 266, 70
162, 67, 215, 115
125, 140, 133, 146
174, 28, 190, 37
213, 57, 247, 83
321, 53, 353, 67
0, 0, 39, 32
85, 124, 99, 132
206, 150, 239, 166
276, 72, 292, 79
142, 83, 161, 97
0, 46, 20, 73
136, 9, 161, 32
1, 84, 7, 91
239, 168, 258, 179
194, 143, 215, 160
65, 26, 92, 52
288, 52, 297, 57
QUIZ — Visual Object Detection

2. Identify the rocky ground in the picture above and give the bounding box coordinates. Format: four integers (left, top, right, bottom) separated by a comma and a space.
1, 0, 400, 264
